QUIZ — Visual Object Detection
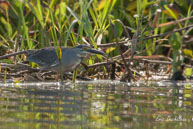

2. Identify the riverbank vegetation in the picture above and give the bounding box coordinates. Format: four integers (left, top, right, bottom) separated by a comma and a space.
0, 0, 193, 82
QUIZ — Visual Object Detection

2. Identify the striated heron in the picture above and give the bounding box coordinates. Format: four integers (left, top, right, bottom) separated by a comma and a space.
0, 45, 107, 79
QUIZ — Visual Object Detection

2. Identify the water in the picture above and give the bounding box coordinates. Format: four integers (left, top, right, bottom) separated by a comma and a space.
0, 80, 193, 129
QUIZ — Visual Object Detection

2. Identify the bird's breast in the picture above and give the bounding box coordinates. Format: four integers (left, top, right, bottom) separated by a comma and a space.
59, 54, 82, 72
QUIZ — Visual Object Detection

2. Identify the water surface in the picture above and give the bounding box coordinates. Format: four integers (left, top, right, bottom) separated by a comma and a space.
0, 80, 193, 129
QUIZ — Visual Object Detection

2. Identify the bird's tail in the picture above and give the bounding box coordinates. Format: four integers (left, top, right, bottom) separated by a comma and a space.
0, 51, 28, 60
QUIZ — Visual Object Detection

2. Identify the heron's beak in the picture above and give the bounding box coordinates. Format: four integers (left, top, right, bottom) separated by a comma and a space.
86, 48, 107, 57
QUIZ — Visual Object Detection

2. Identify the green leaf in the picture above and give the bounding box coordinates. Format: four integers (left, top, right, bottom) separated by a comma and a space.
64, 19, 79, 46
126, 0, 137, 11
97, 0, 106, 10
184, 94, 191, 98
185, 68, 192, 78
66, 5, 80, 21
27, 0, 45, 27
2, 59, 13, 64
59, 2, 66, 24
184, 49, 193, 58
169, 32, 182, 50
164, 5, 178, 20
0, 17, 13, 37
106, 47, 116, 54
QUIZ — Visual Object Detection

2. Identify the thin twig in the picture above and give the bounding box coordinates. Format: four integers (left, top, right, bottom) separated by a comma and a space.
0, 51, 28, 60
157, 16, 193, 28
128, 18, 139, 67
87, 55, 171, 68
110, 21, 129, 73
97, 24, 193, 48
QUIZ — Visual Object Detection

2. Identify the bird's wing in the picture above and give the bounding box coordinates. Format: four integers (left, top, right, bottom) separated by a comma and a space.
27, 47, 59, 66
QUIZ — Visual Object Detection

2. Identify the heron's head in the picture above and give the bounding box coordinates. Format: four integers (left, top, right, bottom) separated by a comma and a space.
75, 45, 107, 57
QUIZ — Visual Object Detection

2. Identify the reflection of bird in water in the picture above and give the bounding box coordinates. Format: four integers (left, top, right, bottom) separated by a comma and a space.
171, 65, 186, 81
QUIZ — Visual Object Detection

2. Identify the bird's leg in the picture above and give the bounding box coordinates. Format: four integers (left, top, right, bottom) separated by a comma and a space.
58, 59, 64, 82
80, 62, 89, 75
60, 73, 64, 82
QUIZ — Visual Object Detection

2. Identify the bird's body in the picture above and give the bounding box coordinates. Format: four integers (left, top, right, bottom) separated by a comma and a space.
27, 47, 82, 73
0, 44, 106, 80
0, 45, 107, 80
22, 45, 106, 74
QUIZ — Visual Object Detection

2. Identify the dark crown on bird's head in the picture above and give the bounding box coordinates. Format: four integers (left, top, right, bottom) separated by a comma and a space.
75, 44, 92, 51
75, 44, 107, 57
76, 44, 91, 48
